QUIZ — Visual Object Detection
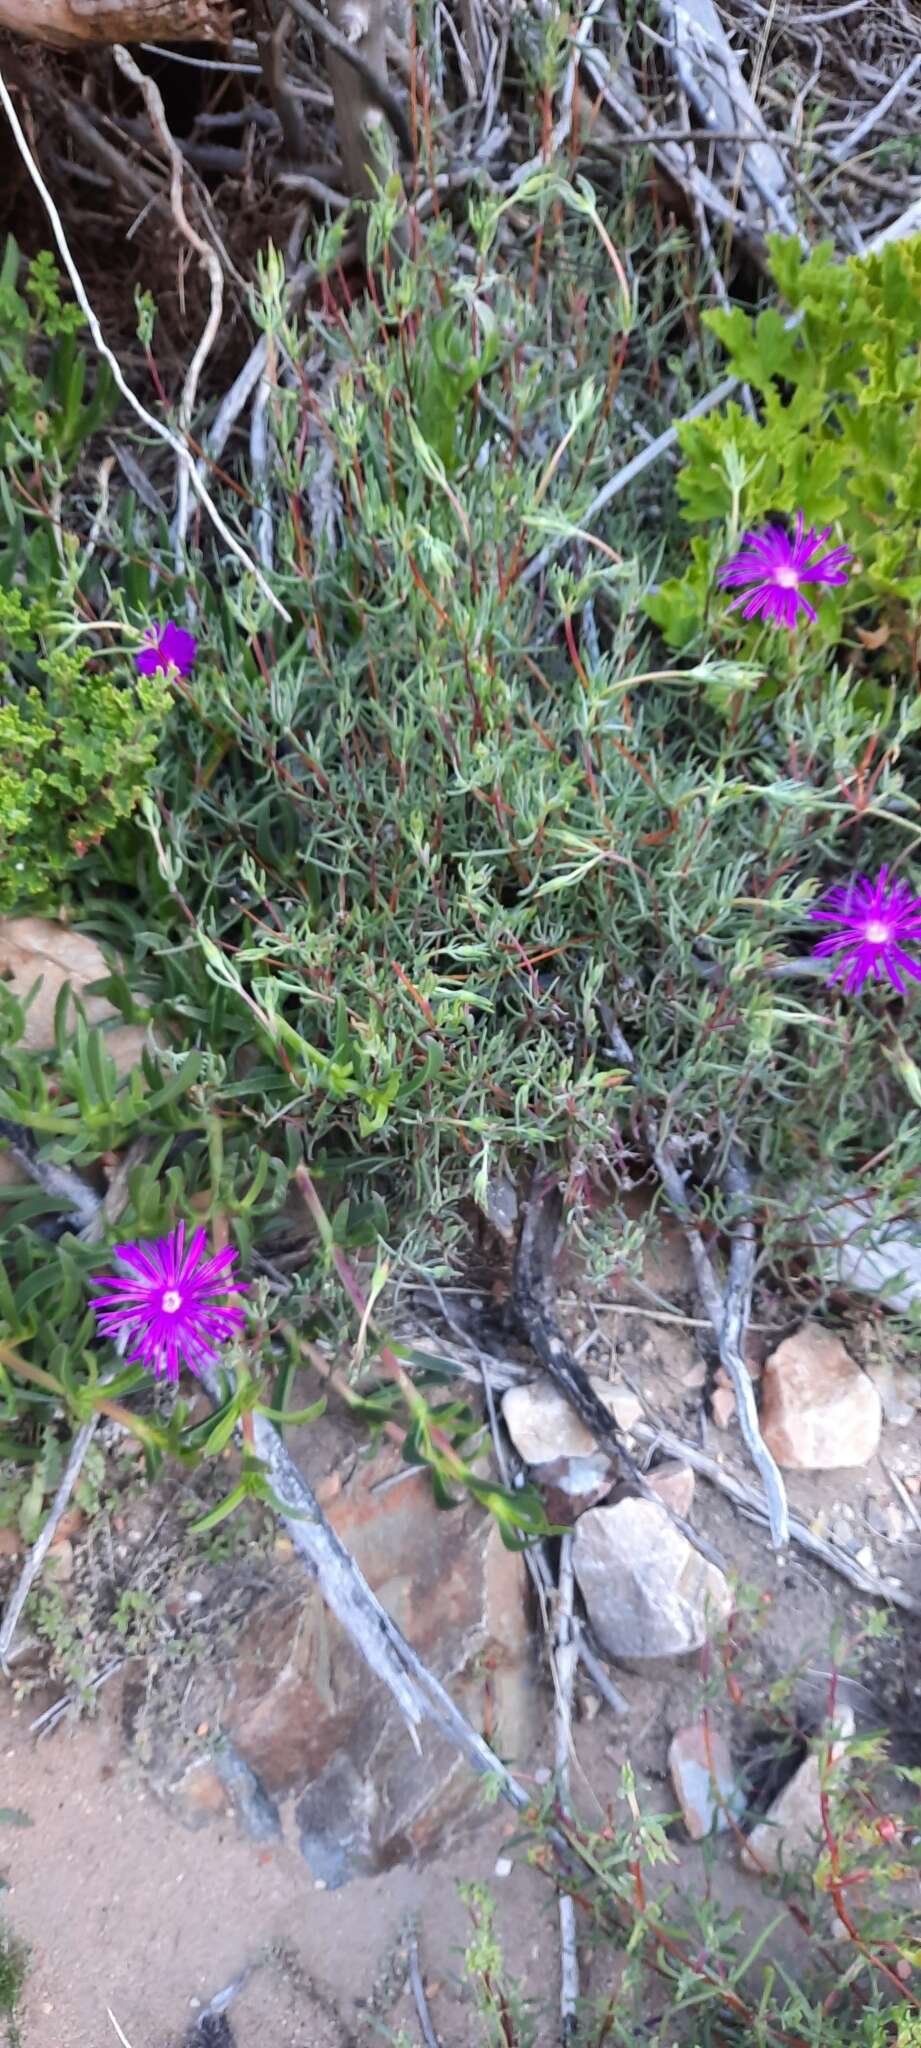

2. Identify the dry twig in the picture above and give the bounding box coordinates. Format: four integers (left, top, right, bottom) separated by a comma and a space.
629, 1418, 921, 1615
512, 1177, 726, 1568
0, 1416, 100, 1672
555, 1532, 580, 2043
0, 65, 289, 620
408, 1927, 439, 2048
599, 1010, 789, 1549
113, 46, 225, 567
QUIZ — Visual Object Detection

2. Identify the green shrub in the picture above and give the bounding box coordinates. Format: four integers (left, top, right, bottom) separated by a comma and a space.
0, 239, 168, 909
0, 587, 169, 912
645, 233, 921, 672
133, 198, 921, 1291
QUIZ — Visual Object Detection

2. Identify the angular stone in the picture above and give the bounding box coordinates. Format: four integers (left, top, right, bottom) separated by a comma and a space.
760, 1325, 881, 1470
668, 1724, 740, 1839
741, 1708, 854, 1874
214, 1742, 283, 1844
811, 1195, 921, 1314
710, 1385, 737, 1430
222, 1445, 535, 1879
865, 1358, 919, 1429
646, 1461, 695, 1519
501, 1378, 642, 1463
0, 917, 146, 1075
537, 1452, 617, 1525
573, 1498, 732, 1667
297, 1754, 378, 1886
170, 1761, 228, 1826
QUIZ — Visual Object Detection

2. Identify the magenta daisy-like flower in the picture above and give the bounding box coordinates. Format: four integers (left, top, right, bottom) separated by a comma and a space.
91, 1224, 246, 1383
135, 619, 197, 679
717, 511, 853, 627
810, 866, 921, 995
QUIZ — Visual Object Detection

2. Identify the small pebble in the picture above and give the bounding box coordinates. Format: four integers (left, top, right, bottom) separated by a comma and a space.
494, 1856, 513, 1878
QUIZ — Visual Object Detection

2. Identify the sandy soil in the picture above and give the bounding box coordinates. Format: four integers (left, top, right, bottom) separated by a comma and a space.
3, 1221, 920, 2046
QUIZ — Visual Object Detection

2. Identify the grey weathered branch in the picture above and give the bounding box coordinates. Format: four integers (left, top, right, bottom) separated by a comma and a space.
200, 1370, 538, 1817
555, 1533, 579, 2043
287, 0, 412, 170
0, 1417, 100, 1671
630, 1420, 921, 1616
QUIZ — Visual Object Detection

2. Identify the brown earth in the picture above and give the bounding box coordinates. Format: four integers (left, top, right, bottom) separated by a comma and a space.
3, 1222, 921, 2044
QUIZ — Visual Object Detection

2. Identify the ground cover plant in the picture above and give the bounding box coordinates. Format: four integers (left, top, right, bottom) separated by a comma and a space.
1, 13, 921, 2037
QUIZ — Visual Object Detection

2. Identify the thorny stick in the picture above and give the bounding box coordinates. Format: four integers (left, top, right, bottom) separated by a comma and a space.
0, 65, 289, 621
512, 1177, 726, 1569
600, 1010, 789, 1549
555, 1532, 580, 2043
425, 1280, 629, 1718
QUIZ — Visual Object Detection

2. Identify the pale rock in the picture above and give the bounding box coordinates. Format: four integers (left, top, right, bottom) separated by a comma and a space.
646, 1461, 695, 1518
45, 1538, 74, 1581
741, 1708, 854, 1874
866, 1498, 904, 1543
0, 917, 147, 1075
501, 1378, 642, 1464
865, 1358, 920, 1430
710, 1385, 737, 1430
572, 1498, 732, 1668
810, 1195, 921, 1314
668, 1724, 741, 1839
760, 1324, 881, 1470
480, 1171, 519, 1241
537, 1452, 617, 1525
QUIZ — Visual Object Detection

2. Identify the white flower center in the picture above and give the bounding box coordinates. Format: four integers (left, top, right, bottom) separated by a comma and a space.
774, 566, 799, 588
864, 920, 890, 945
162, 1290, 183, 1314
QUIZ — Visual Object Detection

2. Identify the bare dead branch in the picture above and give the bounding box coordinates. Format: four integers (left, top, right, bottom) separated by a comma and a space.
0, 65, 290, 621
286, 0, 412, 164
0, 1417, 100, 1671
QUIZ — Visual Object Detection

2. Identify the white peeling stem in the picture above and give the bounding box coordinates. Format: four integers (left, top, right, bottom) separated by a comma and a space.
201, 1371, 536, 1815
554, 1533, 580, 2042
0, 1415, 99, 1672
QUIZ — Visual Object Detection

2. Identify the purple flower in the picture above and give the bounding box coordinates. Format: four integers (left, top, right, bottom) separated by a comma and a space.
810, 866, 921, 995
717, 512, 852, 627
91, 1223, 246, 1383
135, 619, 197, 679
